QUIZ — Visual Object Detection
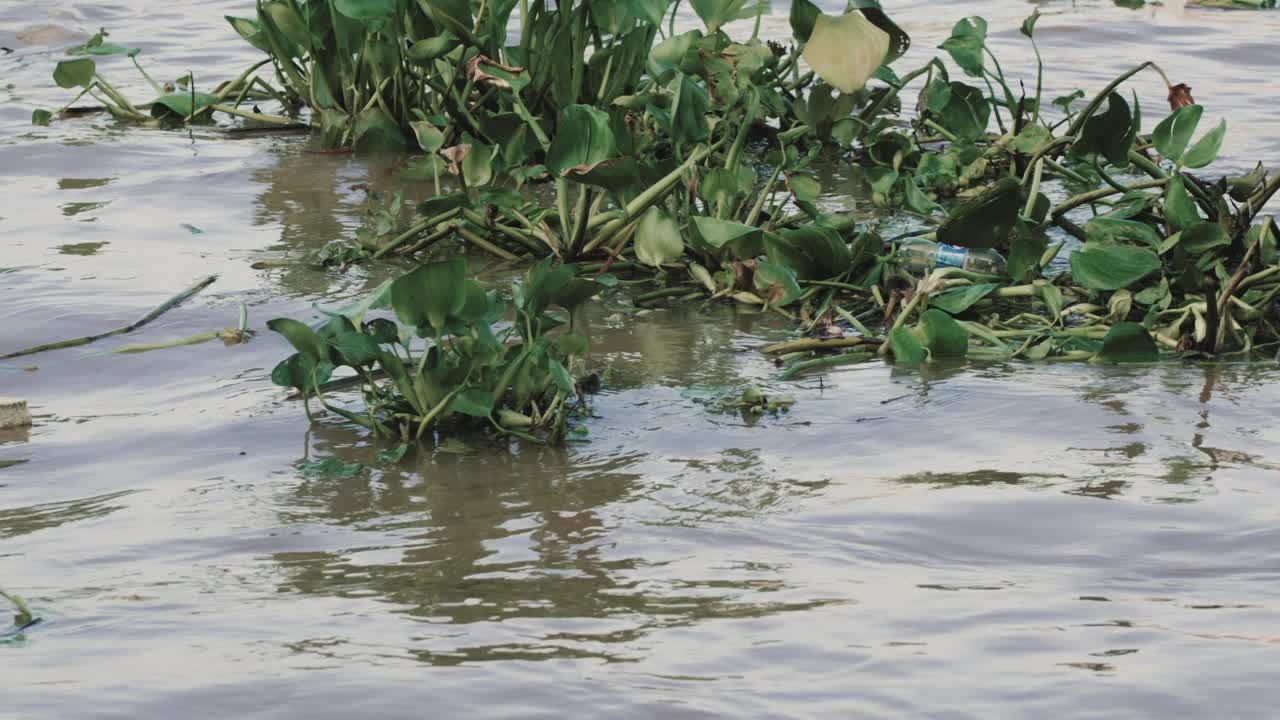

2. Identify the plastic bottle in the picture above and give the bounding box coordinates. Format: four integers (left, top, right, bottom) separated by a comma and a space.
897, 239, 1006, 275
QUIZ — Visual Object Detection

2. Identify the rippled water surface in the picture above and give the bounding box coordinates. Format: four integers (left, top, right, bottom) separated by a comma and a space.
4, 1, 1280, 717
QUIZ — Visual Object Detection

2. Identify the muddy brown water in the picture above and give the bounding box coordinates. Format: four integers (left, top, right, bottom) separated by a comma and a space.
4, 1, 1280, 717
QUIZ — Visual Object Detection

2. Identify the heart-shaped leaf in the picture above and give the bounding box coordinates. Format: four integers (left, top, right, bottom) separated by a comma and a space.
53, 58, 96, 89
390, 258, 469, 334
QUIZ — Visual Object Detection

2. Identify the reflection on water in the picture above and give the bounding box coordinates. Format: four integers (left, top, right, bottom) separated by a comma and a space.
0, 490, 134, 540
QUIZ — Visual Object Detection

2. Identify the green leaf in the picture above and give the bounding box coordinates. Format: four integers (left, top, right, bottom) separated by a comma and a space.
1010, 123, 1051, 155
935, 82, 990, 141
450, 388, 495, 417
518, 259, 575, 315
261, 1, 312, 50
550, 276, 611, 314
1180, 221, 1231, 254
1036, 279, 1063, 320
31, 109, 53, 126
329, 331, 381, 367
1072, 91, 1136, 166
334, 0, 397, 24
410, 121, 445, 152
888, 326, 926, 366
1007, 223, 1048, 282
635, 207, 685, 268
546, 105, 617, 176
297, 457, 365, 478
1069, 242, 1162, 290
1084, 217, 1163, 250
377, 444, 409, 464
562, 158, 647, 193
689, 0, 752, 33
390, 257, 469, 334
267, 318, 327, 367
150, 92, 219, 121
790, 0, 821, 41
226, 15, 271, 52
67, 34, 140, 57
353, 107, 407, 153
53, 58, 96, 89
548, 358, 576, 395
692, 217, 763, 258
765, 224, 852, 280
938, 16, 986, 76
753, 260, 803, 307
1095, 322, 1158, 363
937, 177, 1022, 249
1020, 9, 1041, 38
272, 353, 327, 391
424, 0, 473, 37
801, 10, 892, 94
408, 34, 460, 62
663, 72, 710, 144
1181, 119, 1226, 169
461, 140, 495, 187
1153, 104, 1203, 165
1163, 175, 1201, 232
920, 308, 968, 358
930, 283, 998, 315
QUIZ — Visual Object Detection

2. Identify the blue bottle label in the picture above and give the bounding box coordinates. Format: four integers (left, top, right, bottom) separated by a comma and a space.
935, 243, 969, 269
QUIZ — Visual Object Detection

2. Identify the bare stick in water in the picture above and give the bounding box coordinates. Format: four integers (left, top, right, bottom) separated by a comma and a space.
0, 275, 218, 360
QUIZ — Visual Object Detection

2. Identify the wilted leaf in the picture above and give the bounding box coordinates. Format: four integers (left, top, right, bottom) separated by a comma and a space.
937, 177, 1022, 249
802, 10, 891, 94
635, 207, 684, 267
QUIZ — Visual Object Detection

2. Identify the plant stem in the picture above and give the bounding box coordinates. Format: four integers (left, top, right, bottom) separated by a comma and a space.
1052, 178, 1168, 217
1, 275, 217, 360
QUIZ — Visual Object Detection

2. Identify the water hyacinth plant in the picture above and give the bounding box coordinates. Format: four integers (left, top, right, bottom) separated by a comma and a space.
32, 3, 1280, 419
268, 256, 612, 443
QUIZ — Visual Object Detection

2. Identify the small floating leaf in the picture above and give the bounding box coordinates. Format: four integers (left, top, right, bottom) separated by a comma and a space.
297, 457, 365, 478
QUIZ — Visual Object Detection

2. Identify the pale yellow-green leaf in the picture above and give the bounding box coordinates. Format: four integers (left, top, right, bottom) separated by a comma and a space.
801, 11, 890, 95
634, 207, 684, 268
